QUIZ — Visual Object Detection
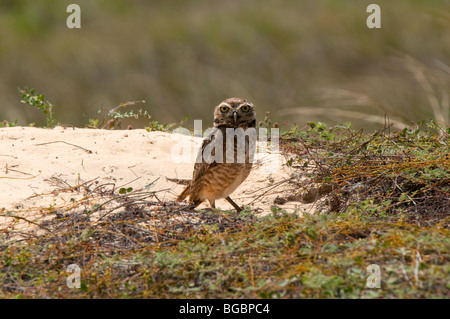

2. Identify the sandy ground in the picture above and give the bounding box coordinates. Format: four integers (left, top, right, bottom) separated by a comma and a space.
0, 126, 314, 237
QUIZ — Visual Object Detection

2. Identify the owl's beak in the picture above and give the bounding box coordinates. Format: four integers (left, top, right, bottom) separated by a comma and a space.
233, 111, 238, 123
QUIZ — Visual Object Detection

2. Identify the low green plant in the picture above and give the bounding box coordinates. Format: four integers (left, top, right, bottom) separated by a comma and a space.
87, 100, 179, 131
19, 87, 56, 127
0, 120, 18, 128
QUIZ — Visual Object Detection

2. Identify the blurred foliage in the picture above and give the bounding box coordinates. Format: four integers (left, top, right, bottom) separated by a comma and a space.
0, 0, 449, 129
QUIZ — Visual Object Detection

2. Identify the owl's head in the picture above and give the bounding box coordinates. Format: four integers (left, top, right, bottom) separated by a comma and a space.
213, 97, 256, 129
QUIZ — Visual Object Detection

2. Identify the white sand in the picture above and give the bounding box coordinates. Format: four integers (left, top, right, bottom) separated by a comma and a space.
0, 126, 313, 236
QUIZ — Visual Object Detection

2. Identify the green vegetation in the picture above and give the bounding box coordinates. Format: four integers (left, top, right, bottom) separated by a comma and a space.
1, 209, 447, 299
6, 87, 179, 131
19, 87, 56, 127
0, 120, 448, 298
87, 99, 178, 131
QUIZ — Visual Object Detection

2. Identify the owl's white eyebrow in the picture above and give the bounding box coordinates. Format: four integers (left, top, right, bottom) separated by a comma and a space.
218, 102, 232, 108
238, 103, 252, 107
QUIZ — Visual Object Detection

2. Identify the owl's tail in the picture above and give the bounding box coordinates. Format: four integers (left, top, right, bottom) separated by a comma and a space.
177, 184, 203, 208
176, 184, 190, 202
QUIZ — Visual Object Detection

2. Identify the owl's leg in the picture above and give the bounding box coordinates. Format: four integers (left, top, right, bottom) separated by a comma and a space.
225, 196, 242, 213
192, 198, 202, 208
208, 200, 216, 209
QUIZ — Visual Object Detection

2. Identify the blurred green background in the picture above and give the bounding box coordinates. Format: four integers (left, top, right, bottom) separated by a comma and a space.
0, 0, 448, 130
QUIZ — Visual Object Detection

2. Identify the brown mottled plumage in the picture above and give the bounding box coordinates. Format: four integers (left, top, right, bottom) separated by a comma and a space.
177, 97, 256, 212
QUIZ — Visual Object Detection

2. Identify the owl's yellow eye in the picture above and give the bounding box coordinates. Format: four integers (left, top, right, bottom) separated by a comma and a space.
241, 105, 250, 112
220, 106, 229, 113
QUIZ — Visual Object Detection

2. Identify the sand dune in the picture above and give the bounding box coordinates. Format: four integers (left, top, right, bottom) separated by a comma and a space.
0, 126, 315, 238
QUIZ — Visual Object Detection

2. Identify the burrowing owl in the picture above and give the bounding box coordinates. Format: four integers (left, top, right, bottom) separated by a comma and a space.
177, 97, 256, 212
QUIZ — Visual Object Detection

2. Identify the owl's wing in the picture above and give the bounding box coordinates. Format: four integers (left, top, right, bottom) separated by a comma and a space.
192, 127, 221, 182
178, 128, 221, 202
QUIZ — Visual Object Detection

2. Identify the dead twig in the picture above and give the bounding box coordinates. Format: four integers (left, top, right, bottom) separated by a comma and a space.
35, 140, 92, 154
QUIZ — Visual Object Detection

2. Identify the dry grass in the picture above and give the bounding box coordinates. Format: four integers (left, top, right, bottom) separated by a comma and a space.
0, 121, 448, 298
